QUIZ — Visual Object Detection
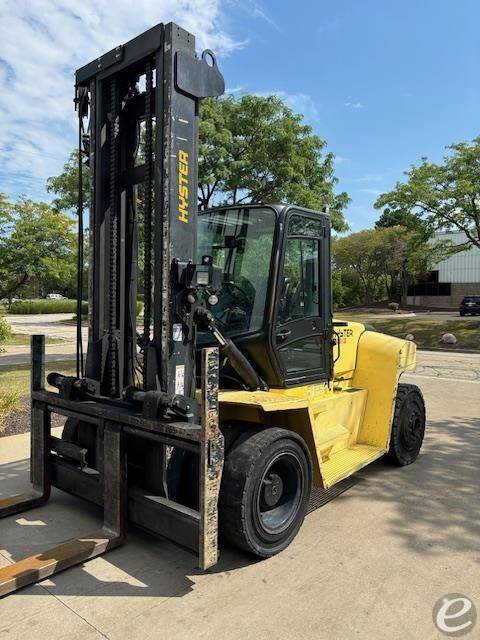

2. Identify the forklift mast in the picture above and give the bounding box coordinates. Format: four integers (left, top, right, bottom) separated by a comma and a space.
75, 23, 224, 401
0, 24, 228, 597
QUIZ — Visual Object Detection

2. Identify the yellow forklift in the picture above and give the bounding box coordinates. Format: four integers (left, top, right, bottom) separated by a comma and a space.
0, 22, 425, 596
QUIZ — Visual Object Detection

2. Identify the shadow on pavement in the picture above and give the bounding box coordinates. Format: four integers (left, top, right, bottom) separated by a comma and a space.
343, 414, 480, 559
0, 413, 478, 599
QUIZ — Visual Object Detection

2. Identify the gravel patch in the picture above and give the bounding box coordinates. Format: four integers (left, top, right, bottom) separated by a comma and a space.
0, 397, 66, 437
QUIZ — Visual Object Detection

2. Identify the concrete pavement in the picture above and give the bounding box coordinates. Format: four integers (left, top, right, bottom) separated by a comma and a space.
1, 314, 87, 367
5, 313, 82, 339
415, 349, 480, 382
0, 369, 479, 639
414, 311, 475, 321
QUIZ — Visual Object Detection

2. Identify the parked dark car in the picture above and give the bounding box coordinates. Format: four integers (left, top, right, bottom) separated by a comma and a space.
459, 295, 480, 316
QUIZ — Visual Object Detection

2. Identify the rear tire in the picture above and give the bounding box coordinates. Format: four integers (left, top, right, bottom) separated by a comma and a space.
219, 427, 312, 558
387, 383, 425, 466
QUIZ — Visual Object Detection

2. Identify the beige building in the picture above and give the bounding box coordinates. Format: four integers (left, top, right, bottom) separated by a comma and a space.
407, 230, 480, 308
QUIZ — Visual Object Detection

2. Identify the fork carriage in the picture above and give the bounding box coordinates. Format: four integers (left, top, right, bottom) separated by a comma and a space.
0, 336, 223, 596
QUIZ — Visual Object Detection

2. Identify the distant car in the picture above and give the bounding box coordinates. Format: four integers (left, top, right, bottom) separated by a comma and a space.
45, 293, 66, 300
459, 295, 480, 316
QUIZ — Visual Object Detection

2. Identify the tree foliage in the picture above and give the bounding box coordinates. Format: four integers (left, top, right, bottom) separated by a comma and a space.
47, 150, 90, 212
199, 95, 349, 230
375, 138, 480, 249
333, 226, 442, 305
374, 207, 429, 237
0, 196, 76, 301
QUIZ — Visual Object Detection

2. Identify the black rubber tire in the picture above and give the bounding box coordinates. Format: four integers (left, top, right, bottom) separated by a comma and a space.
460, 311, 466, 317
219, 427, 312, 558
387, 383, 426, 466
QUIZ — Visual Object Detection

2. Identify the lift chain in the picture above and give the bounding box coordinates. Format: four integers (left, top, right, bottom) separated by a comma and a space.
75, 86, 89, 379
108, 76, 119, 396
143, 59, 154, 388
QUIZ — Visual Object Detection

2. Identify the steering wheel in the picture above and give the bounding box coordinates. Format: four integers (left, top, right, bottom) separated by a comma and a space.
224, 281, 252, 308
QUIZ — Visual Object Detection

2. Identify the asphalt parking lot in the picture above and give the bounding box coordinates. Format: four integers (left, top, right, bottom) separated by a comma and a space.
0, 352, 479, 639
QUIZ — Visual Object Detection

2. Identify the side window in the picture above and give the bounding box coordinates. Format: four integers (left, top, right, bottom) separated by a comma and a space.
277, 237, 319, 326
279, 335, 323, 374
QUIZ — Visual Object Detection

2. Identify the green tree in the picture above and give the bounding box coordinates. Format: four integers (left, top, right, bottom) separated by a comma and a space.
199, 95, 349, 231
47, 95, 350, 232
333, 230, 387, 304
333, 226, 440, 305
47, 150, 89, 212
0, 196, 76, 301
375, 137, 480, 249
375, 207, 429, 237
331, 269, 365, 310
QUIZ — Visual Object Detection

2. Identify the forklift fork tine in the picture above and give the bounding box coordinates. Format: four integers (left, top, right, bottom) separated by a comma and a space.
0, 490, 48, 519
0, 336, 51, 520
0, 530, 122, 598
0, 422, 126, 597
0, 336, 127, 597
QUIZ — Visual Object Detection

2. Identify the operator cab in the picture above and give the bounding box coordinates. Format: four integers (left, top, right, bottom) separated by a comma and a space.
197, 203, 332, 389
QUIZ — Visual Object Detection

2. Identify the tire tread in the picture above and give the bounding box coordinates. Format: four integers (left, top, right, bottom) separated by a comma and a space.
387, 382, 425, 466
220, 427, 311, 557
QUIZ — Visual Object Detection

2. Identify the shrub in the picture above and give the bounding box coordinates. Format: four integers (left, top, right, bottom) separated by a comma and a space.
0, 316, 11, 343
8, 299, 88, 314
73, 300, 142, 322
0, 391, 20, 432
388, 302, 400, 312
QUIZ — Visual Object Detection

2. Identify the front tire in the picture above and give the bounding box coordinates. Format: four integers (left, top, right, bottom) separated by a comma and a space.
219, 427, 312, 557
387, 383, 426, 466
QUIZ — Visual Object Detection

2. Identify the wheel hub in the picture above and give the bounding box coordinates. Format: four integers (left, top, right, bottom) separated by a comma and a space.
262, 473, 284, 507
401, 407, 422, 451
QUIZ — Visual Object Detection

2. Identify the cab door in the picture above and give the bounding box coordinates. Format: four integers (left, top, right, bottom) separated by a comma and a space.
274, 212, 331, 385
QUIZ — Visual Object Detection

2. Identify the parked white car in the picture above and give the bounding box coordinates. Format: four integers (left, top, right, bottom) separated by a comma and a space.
45, 293, 66, 300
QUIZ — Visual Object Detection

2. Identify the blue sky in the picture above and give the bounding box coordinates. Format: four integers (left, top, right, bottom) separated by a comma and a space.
1, 0, 478, 230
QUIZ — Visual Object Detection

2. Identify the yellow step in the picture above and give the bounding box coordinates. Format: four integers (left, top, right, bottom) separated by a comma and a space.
320, 444, 384, 488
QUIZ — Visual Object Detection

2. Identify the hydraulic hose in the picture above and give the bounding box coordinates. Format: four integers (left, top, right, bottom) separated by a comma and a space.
195, 307, 267, 391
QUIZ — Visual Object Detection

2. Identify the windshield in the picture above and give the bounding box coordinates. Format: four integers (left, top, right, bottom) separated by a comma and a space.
197, 207, 276, 337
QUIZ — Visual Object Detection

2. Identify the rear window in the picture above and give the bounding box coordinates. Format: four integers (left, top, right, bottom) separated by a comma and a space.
462, 296, 480, 303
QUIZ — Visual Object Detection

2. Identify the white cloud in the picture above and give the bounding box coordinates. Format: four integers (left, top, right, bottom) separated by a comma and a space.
361, 188, 383, 196
254, 90, 319, 122
344, 101, 364, 109
250, 4, 281, 31
0, 0, 243, 201
352, 173, 384, 183
225, 85, 246, 94
333, 155, 349, 165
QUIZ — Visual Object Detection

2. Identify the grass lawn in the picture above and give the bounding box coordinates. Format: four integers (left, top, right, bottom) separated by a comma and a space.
61, 316, 143, 325
337, 316, 480, 350
5, 333, 64, 346
0, 360, 77, 397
